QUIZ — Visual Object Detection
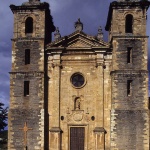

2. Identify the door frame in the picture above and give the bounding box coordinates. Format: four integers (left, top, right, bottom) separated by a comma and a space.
68, 125, 88, 150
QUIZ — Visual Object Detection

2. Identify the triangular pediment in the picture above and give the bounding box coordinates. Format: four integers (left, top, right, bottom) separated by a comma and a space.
46, 31, 109, 49
68, 39, 91, 48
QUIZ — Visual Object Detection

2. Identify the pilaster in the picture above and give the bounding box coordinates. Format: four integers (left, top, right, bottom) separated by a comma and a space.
94, 127, 106, 150
48, 52, 62, 150
95, 52, 105, 128
49, 127, 62, 150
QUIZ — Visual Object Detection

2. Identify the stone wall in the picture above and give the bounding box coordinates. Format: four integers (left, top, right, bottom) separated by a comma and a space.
112, 38, 148, 71
47, 48, 112, 150
109, 1, 149, 149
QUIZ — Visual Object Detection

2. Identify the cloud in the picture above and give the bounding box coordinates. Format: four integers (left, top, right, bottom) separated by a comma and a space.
47, 0, 113, 42
0, 52, 11, 69
0, 91, 9, 107
0, 52, 11, 107
0, 42, 9, 49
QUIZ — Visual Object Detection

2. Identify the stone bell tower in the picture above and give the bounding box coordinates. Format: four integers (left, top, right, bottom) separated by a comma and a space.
8, 0, 55, 149
105, 0, 149, 149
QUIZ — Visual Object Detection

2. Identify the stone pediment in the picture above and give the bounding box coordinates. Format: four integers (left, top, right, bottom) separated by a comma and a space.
46, 31, 109, 49
68, 39, 92, 48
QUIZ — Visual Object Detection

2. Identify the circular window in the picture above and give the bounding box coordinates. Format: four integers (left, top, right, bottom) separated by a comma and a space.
71, 73, 85, 88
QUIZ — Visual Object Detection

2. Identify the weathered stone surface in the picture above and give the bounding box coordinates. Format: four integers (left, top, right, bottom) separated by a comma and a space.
8, 0, 149, 149
107, 1, 149, 150
8, 1, 55, 149
111, 110, 149, 149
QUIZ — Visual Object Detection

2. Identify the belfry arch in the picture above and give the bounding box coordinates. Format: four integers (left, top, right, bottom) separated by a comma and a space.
25, 17, 33, 34
125, 14, 133, 33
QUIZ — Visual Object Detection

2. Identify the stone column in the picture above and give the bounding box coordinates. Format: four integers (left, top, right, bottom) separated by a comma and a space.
94, 127, 106, 150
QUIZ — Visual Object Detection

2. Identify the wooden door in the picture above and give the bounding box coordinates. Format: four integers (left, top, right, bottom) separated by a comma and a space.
70, 127, 84, 150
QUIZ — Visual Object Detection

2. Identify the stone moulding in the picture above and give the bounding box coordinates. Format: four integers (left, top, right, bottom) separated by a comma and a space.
49, 127, 62, 133
110, 70, 148, 76
9, 72, 44, 78
11, 37, 45, 41
9, 71, 44, 74
10, 3, 49, 12
93, 127, 107, 134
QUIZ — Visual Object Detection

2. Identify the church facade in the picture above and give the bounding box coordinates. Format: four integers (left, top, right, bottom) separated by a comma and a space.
8, 0, 150, 149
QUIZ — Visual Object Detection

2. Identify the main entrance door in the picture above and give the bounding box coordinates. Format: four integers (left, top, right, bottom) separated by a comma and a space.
70, 127, 85, 150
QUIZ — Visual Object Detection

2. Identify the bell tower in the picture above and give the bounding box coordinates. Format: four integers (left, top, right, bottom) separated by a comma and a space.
8, 0, 55, 149
106, 0, 149, 149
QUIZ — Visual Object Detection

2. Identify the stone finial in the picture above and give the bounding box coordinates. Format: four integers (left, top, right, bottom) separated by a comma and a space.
54, 27, 61, 40
74, 18, 83, 32
97, 26, 103, 40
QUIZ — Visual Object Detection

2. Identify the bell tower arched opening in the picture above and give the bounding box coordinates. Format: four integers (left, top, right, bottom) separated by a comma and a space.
125, 14, 133, 33
25, 17, 33, 34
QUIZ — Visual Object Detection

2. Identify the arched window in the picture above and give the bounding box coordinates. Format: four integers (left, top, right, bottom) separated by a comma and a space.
25, 17, 33, 34
125, 14, 133, 33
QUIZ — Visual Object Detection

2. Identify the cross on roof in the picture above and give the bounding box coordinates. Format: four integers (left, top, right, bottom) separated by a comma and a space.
19, 122, 32, 147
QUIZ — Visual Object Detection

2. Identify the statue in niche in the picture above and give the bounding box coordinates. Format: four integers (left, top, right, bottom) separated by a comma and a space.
75, 97, 81, 110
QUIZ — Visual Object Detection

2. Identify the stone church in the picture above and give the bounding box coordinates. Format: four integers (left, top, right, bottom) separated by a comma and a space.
8, 0, 150, 149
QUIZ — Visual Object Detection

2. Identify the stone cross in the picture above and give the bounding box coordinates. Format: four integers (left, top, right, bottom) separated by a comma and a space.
19, 122, 32, 147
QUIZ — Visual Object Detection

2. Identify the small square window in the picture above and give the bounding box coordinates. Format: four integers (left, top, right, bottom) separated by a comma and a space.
127, 47, 132, 64
25, 49, 30, 65
127, 80, 132, 96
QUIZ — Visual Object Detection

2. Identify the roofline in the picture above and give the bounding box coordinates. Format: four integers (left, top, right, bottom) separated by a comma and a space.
10, 2, 50, 13
105, 1, 150, 31
46, 31, 109, 48
46, 47, 111, 56
46, 46, 110, 51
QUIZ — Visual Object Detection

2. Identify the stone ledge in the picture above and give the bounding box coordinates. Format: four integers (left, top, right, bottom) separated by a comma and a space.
93, 127, 107, 133
49, 127, 62, 133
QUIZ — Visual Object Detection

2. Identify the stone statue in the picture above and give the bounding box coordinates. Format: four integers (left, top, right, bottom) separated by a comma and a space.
97, 26, 103, 40
74, 18, 83, 32
54, 27, 61, 40
75, 97, 81, 110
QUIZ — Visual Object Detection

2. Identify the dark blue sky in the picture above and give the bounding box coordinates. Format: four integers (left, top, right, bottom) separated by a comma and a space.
0, 0, 150, 106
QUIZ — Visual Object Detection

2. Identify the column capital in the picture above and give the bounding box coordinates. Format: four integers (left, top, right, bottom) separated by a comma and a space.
50, 127, 62, 133
93, 127, 107, 134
